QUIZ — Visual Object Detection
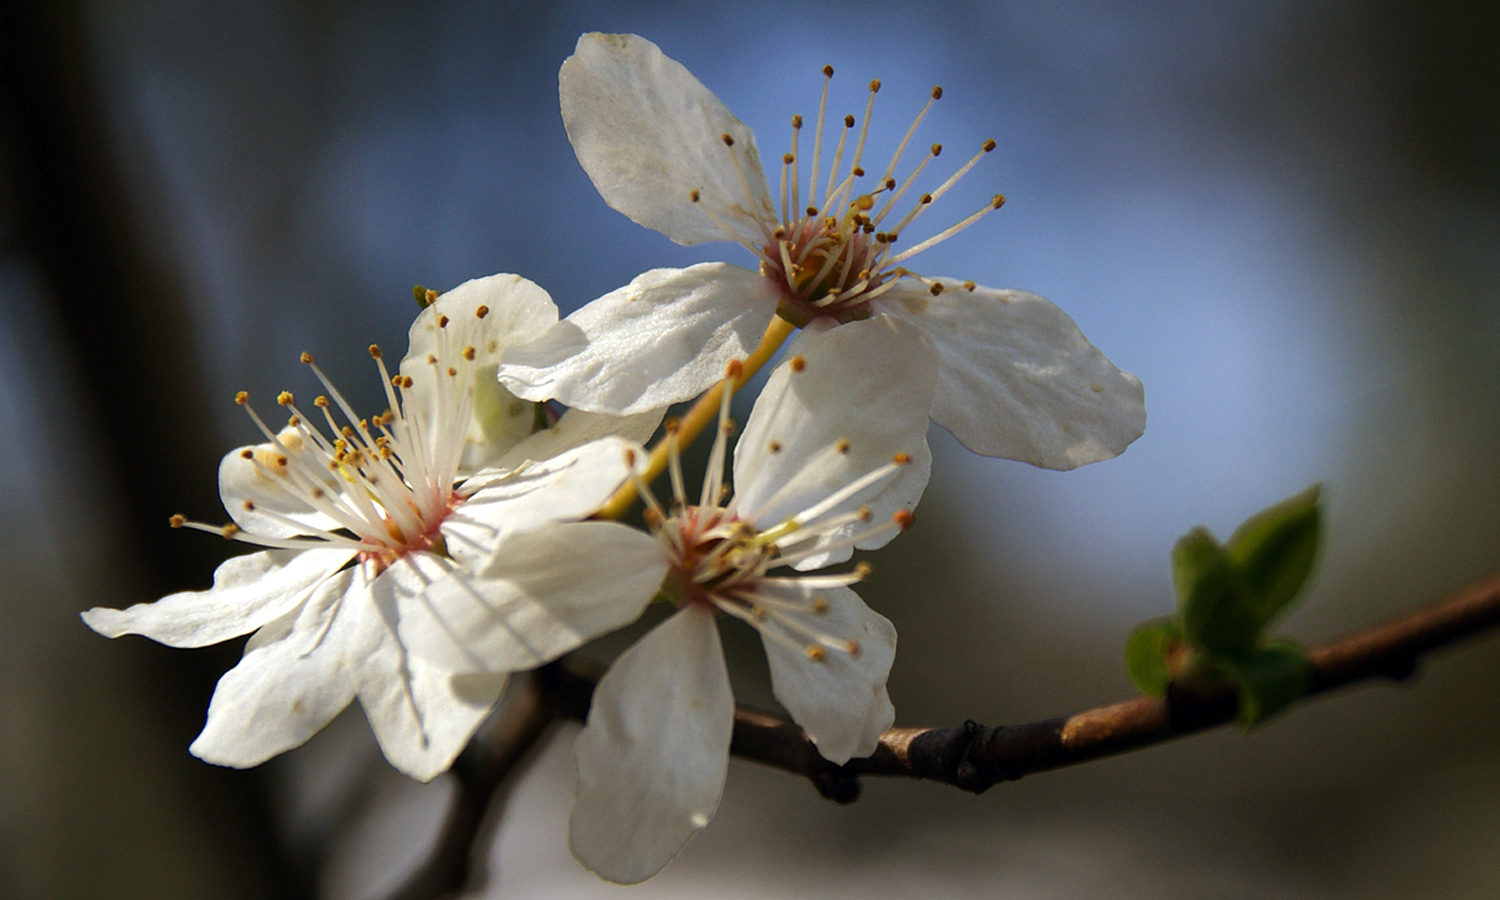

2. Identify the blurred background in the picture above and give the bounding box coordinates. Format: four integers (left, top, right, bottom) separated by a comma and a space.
3, 1, 1499, 897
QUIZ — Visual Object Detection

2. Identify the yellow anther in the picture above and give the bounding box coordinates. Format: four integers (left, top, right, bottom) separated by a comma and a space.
235, 391, 249, 404
869, 79, 881, 92
369, 344, 382, 359
169, 514, 186, 528
425, 288, 438, 305
475, 305, 489, 318
931, 85, 943, 99
314, 395, 329, 407
724, 359, 744, 379
963, 281, 977, 291
846, 640, 862, 658
243, 500, 255, 511
811, 596, 829, 613
791, 114, 803, 128
893, 510, 916, 530
805, 645, 826, 662
221, 524, 241, 539
769, 440, 783, 453
277, 391, 294, 405
983, 138, 997, 152
446, 367, 457, 377
892, 452, 913, 465
789, 356, 807, 372
992, 194, 1006, 208
689, 189, 700, 202
854, 561, 873, 579
835, 439, 851, 454
857, 505, 872, 522
300, 352, 314, 364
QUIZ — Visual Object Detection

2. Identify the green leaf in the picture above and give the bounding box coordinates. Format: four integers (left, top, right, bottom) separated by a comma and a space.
1224, 640, 1313, 727
1173, 529, 1259, 660
1225, 484, 1323, 630
1125, 618, 1183, 696
1171, 526, 1222, 609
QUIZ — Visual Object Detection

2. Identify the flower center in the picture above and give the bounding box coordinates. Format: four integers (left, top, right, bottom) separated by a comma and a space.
627, 362, 915, 663
696, 67, 1006, 327
173, 302, 499, 573
659, 507, 776, 611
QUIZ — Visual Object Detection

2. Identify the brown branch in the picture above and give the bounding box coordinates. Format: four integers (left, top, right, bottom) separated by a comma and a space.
387, 671, 555, 900
722, 566, 1500, 798
389, 567, 1500, 899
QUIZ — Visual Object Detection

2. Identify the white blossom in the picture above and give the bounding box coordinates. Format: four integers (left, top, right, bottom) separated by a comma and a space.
496, 32, 1146, 470
568, 316, 937, 883
82, 274, 658, 781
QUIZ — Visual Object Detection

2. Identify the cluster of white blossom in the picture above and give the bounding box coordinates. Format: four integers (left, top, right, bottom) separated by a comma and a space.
84, 33, 1145, 884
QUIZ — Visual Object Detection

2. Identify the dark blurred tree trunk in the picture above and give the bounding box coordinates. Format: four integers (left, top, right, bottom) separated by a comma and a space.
0, 1, 312, 897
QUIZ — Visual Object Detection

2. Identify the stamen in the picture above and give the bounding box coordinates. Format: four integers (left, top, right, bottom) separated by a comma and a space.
878, 85, 940, 188
808, 65, 832, 215
887, 194, 1005, 266
822, 114, 855, 212
847, 80, 880, 183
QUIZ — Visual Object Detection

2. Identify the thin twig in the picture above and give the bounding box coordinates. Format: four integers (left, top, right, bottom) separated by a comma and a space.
716, 566, 1500, 797
394, 566, 1500, 899
387, 671, 555, 900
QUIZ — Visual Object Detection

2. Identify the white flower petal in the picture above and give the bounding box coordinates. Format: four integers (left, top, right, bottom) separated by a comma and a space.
761, 584, 895, 764
881, 279, 1146, 468
561, 32, 773, 247
399, 521, 666, 673
189, 568, 360, 767
220, 438, 341, 538
407, 273, 559, 361
354, 554, 507, 781
492, 406, 663, 472
496, 263, 778, 415
443, 437, 641, 567
402, 274, 561, 476
80, 547, 355, 648
570, 605, 733, 884
782, 438, 931, 571
734, 315, 937, 563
